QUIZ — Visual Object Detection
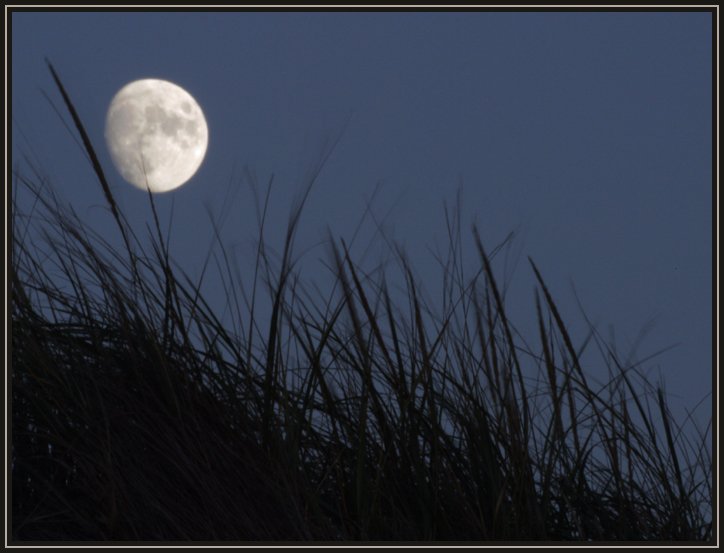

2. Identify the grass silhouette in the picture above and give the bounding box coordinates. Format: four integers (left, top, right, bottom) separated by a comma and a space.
10, 63, 713, 542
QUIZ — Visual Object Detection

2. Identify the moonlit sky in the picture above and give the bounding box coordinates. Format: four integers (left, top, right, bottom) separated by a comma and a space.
11, 11, 713, 425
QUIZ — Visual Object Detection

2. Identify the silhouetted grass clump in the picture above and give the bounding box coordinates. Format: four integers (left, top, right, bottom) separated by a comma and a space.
10, 64, 713, 542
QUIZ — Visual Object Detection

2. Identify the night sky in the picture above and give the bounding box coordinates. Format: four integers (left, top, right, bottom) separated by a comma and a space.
11, 10, 713, 425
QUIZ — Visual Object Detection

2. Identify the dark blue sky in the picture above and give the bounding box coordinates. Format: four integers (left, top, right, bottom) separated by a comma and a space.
11, 11, 713, 423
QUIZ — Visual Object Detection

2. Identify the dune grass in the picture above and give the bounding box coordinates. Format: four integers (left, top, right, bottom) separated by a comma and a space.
10, 63, 713, 542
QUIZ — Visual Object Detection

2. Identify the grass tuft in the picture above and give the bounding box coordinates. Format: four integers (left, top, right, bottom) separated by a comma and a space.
10, 63, 712, 542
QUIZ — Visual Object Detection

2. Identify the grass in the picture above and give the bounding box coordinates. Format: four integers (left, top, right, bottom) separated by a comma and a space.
10, 63, 713, 542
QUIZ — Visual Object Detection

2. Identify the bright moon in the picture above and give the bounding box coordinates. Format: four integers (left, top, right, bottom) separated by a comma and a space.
105, 79, 208, 193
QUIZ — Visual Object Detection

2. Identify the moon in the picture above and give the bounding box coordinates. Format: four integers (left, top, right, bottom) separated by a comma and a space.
104, 79, 208, 193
